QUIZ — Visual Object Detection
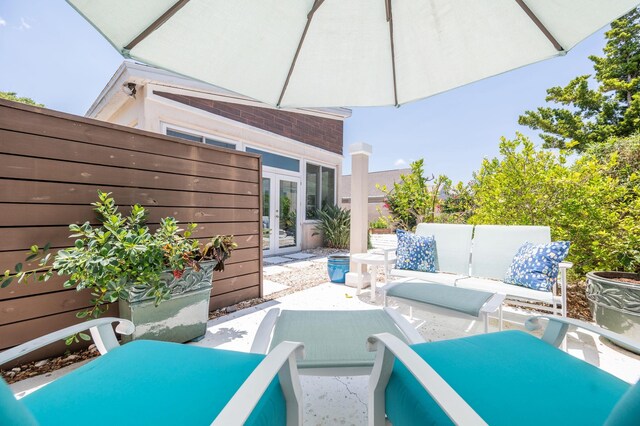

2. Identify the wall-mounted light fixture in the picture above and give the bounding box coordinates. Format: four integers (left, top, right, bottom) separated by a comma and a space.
122, 82, 137, 98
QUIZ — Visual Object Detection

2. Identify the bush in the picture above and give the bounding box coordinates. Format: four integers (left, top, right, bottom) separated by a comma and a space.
470, 133, 570, 226
369, 216, 389, 229
470, 133, 640, 276
378, 160, 473, 229
438, 181, 475, 224
313, 205, 350, 249
377, 159, 451, 230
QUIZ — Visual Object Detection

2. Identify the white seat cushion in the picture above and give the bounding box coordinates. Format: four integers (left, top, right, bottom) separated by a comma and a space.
415, 223, 473, 275
455, 277, 557, 304
390, 269, 467, 286
471, 225, 551, 281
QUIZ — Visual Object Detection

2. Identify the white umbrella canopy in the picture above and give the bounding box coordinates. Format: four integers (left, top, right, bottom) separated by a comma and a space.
68, 0, 640, 108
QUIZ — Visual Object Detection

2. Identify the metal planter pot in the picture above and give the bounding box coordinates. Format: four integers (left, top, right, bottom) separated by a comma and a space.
586, 271, 640, 354
119, 260, 217, 343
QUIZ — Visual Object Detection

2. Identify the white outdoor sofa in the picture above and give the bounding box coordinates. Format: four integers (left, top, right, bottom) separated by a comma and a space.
388, 223, 572, 317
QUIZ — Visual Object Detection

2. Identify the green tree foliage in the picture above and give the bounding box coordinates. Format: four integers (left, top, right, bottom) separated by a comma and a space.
439, 181, 476, 224
470, 134, 640, 275
519, 9, 640, 152
0, 91, 44, 107
378, 160, 473, 229
470, 134, 569, 225
377, 159, 450, 230
584, 135, 640, 272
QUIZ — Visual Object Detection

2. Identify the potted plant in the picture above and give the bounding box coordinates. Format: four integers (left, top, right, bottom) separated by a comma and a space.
369, 216, 393, 234
312, 205, 351, 283
586, 271, 640, 353
2, 191, 237, 343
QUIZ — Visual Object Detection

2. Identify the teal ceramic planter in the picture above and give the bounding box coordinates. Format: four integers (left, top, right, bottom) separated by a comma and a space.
327, 255, 350, 284
119, 260, 216, 343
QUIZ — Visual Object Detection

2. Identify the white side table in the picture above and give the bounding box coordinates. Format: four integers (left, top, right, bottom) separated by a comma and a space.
351, 249, 396, 301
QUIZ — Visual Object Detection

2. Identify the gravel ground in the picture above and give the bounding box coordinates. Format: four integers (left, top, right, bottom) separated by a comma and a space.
567, 281, 592, 321
2, 345, 100, 384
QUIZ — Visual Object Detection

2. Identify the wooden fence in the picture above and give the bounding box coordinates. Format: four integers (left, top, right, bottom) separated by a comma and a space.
0, 100, 263, 363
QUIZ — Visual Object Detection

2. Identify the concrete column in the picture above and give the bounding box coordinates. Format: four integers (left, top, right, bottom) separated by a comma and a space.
345, 142, 372, 288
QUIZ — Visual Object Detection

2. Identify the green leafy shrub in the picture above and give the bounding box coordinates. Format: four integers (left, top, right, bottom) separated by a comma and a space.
0, 91, 43, 107
369, 216, 390, 229
378, 159, 472, 229
313, 205, 350, 249
377, 159, 451, 230
1, 191, 237, 320
439, 181, 476, 224
470, 133, 640, 276
470, 133, 570, 226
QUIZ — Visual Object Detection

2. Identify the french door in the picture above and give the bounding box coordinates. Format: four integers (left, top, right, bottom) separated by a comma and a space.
262, 173, 301, 255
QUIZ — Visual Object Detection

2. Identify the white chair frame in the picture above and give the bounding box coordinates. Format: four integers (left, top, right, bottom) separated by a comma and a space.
251, 307, 424, 376
367, 316, 640, 426
0, 317, 305, 426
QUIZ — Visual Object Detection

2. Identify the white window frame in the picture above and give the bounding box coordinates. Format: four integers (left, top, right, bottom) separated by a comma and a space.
244, 144, 303, 178
161, 122, 242, 150
304, 160, 337, 222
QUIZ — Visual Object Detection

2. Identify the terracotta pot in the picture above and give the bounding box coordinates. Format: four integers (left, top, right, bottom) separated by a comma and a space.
369, 228, 393, 234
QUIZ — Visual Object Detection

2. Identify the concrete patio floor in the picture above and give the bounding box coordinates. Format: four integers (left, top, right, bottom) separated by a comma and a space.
11, 279, 640, 425
191, 281, 640, 425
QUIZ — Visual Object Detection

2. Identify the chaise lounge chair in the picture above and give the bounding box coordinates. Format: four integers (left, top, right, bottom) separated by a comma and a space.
0, 318, 304, 426
368, 316, 640, 426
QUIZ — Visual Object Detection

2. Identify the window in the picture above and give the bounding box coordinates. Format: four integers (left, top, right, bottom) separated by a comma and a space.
204, 137, 236, 150
245, 147, 300, 172
306, 163, 335, 219
166, 128, 237, 150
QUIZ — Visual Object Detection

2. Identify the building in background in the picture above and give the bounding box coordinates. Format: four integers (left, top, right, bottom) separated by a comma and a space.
86, 61, 351, 255
340, 168, 411, 224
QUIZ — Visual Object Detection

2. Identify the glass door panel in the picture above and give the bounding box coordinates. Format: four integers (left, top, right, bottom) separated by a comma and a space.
278, 179, 298, 249
262, 177, 272, 251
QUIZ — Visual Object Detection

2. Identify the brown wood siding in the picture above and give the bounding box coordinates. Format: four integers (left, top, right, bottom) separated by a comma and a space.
0, 100, 263, 364
155, 91, 344, 155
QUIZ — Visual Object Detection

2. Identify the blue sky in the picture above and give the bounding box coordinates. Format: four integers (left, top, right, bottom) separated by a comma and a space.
1, 1, 607, 182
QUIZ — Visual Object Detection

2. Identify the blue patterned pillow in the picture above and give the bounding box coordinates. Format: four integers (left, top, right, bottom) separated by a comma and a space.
395, 229, 437, 272
504, 241, 570, 291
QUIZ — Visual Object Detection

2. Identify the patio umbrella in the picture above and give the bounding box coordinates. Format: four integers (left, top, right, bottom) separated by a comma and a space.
68, 0, 640, 108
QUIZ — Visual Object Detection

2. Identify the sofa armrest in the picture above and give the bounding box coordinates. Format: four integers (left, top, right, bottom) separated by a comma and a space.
525, 316, 640, 353
367, 333, 486, 426
0, 317, 135, 366
555, 262, 572, 317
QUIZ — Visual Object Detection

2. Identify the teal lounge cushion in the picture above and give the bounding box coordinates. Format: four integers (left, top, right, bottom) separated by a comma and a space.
386, 282, 493, 317
386, 331, 630, 426
0, 377, 38, 426
22, 340, 285, 426
605, 379, 640, 425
